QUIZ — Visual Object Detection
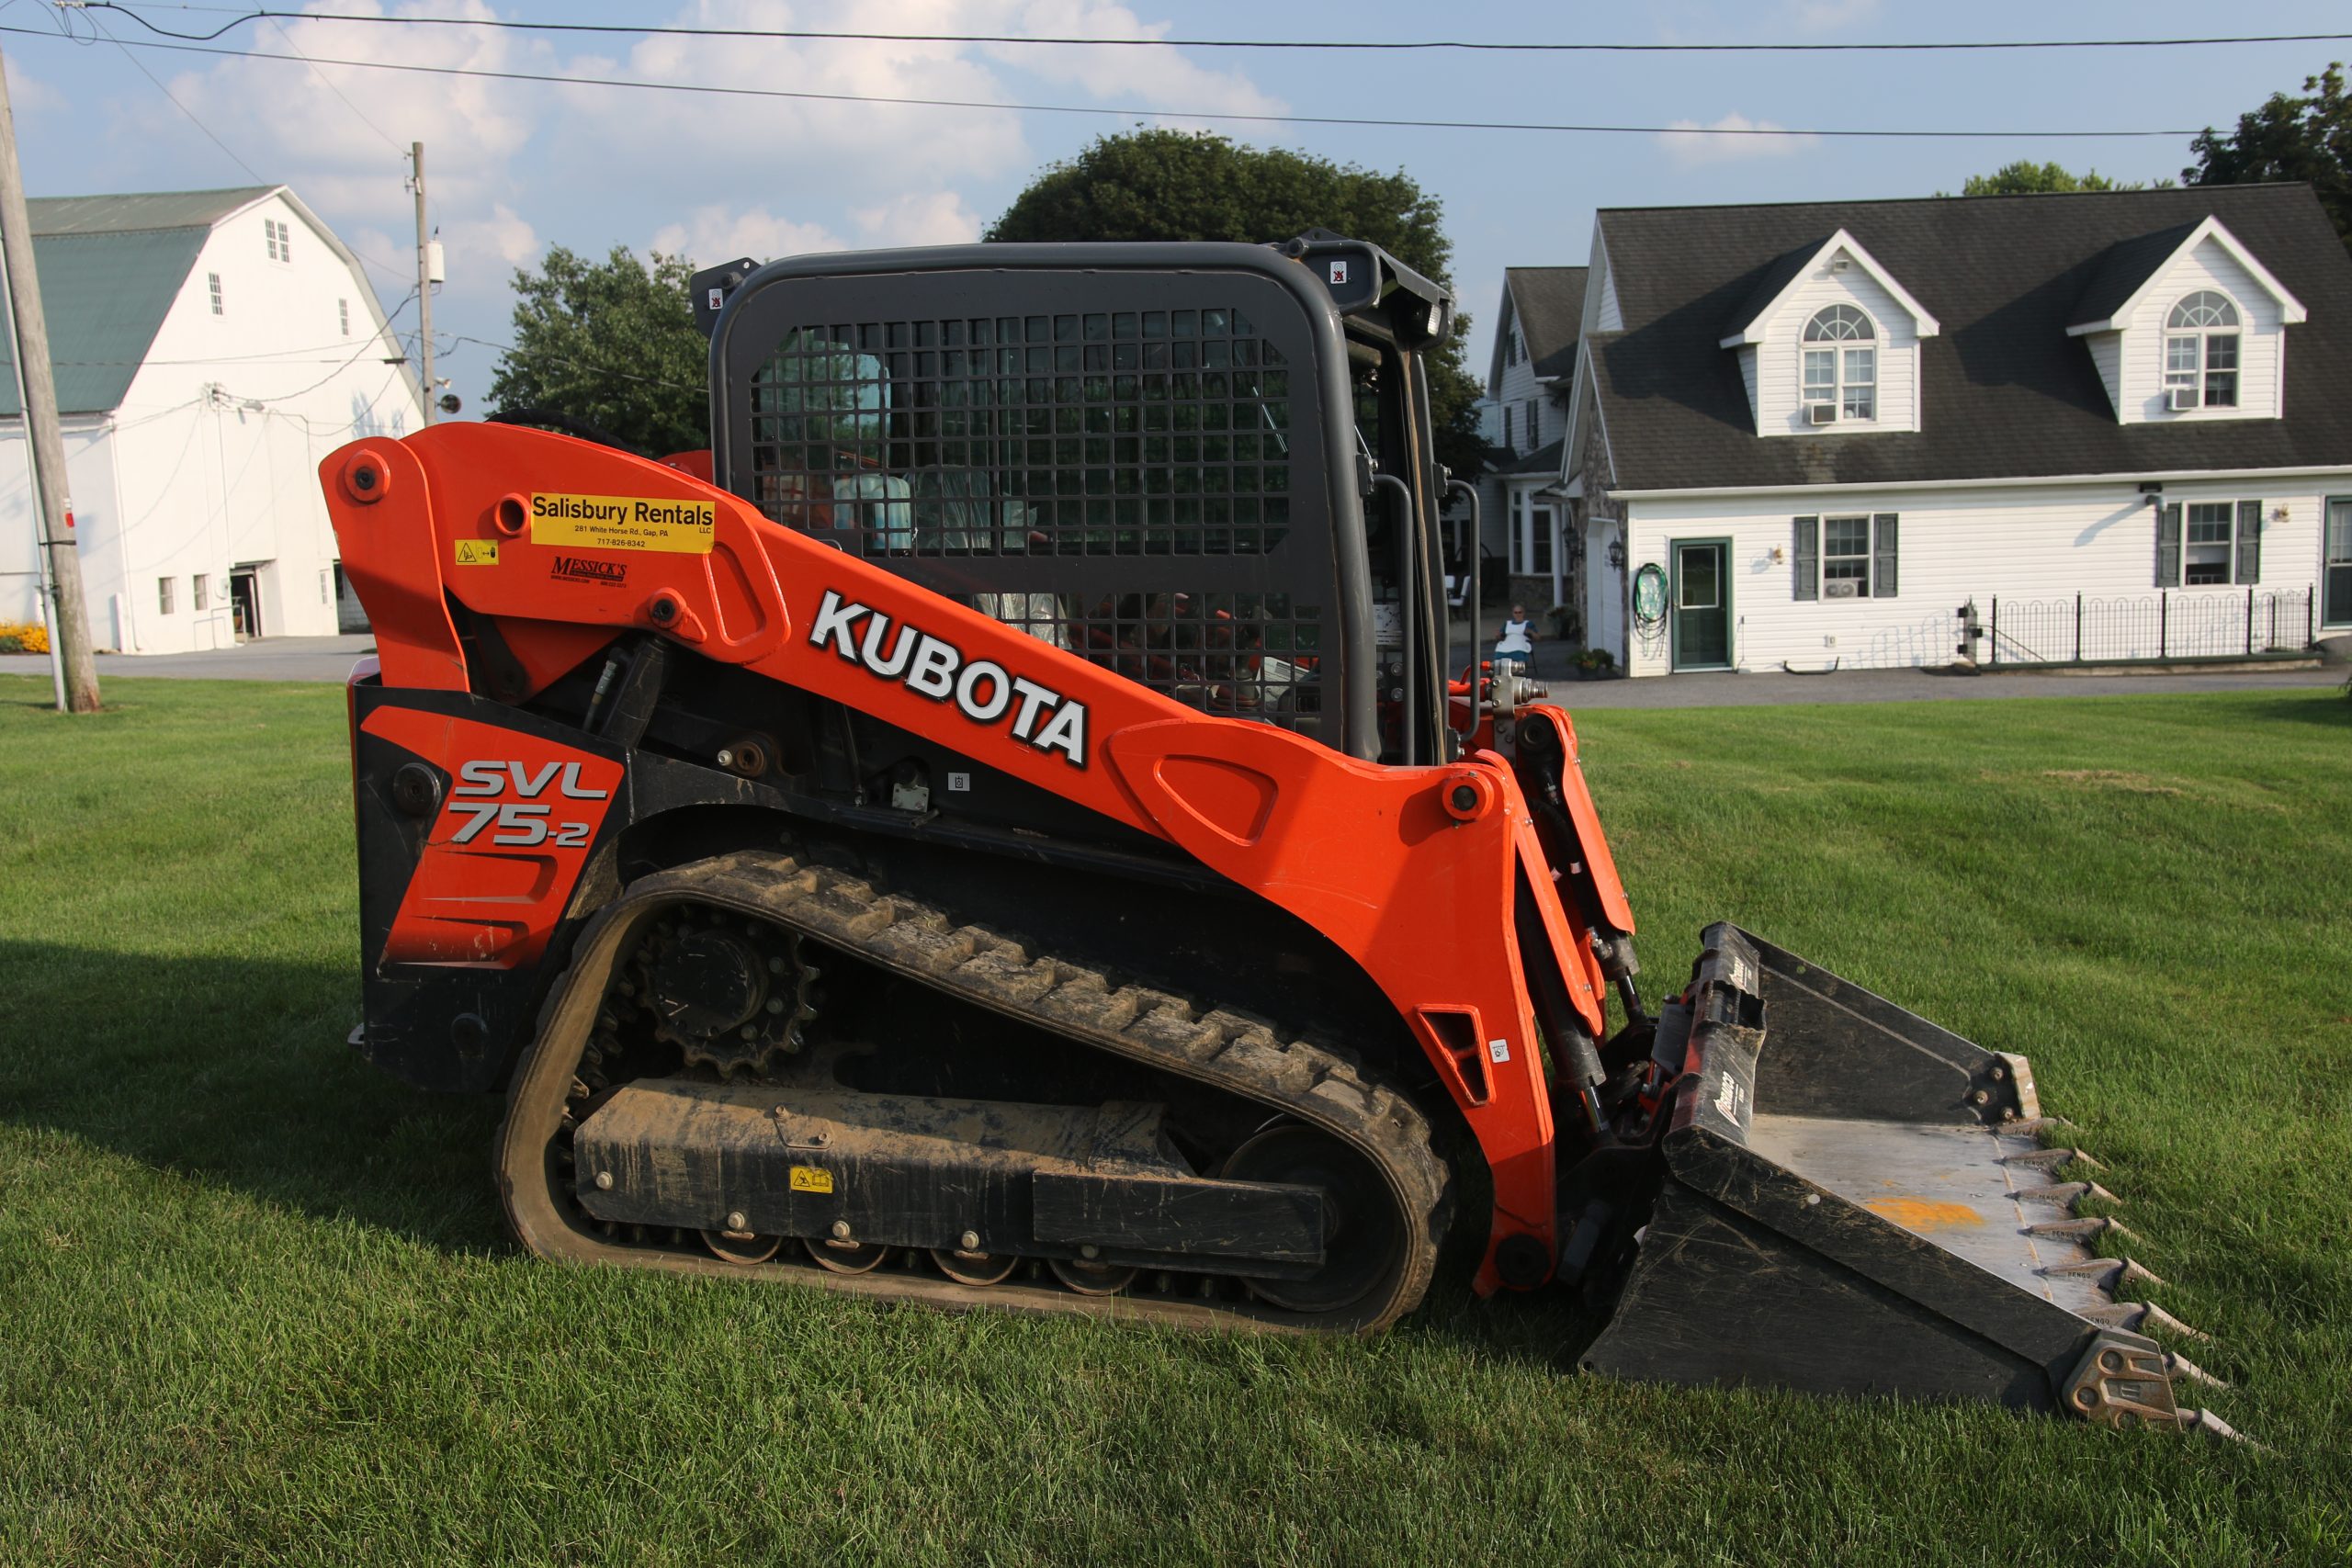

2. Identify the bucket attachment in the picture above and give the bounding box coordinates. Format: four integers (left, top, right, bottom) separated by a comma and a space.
1583, 925, 2233, 1435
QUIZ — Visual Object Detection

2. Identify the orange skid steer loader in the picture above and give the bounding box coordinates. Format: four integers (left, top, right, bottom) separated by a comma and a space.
324, 233, 2228, 1432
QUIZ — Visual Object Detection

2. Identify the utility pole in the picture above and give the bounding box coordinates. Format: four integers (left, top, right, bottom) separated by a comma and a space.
0, 43, 96, 712
412, 141, 434, 425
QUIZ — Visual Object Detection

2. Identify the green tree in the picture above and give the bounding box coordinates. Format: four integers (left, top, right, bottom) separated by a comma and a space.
988, 129, 1490, 480
486, 245, 707, 454
2185, 62, 2352, 252
1951, 160, 2142, 196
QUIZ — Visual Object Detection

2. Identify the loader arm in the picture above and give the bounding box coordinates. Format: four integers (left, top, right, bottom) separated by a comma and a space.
326, 421, 1617, 1288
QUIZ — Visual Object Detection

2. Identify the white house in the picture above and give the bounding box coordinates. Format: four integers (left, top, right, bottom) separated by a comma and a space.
1, 186, 420, 652
1556, 185, 2352, 675
1471, 266, 1584, 610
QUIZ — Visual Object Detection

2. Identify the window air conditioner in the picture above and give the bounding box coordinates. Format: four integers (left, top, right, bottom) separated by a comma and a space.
2167, 386, 2199, 412
1824, 580, 1860, 599
1808, 402, 1838, 425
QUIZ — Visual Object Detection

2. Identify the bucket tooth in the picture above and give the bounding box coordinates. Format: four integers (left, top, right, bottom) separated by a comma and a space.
2022, 1215, 2139, 1244
2081, 1300, 2211, 1342
2002, 1145, 2104, 1174
2181, 1408, 2254, 1444
2008, 1116, 2075, 1138
2038, 1257, 2166, 1293
2164, 1352, 2228, 1392
2018, 1179, 2122, 1211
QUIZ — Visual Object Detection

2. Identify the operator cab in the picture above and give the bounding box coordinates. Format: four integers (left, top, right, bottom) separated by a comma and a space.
695, 232, 1457, 768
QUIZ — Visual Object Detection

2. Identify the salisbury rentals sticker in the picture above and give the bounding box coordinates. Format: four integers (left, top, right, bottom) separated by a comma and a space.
528, 492, 715, 554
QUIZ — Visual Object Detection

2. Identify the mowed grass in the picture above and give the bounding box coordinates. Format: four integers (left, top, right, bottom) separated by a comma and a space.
1, 673, 2348, 1566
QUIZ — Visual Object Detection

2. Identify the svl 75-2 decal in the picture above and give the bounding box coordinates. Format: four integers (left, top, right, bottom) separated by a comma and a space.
448, 759, 611, 847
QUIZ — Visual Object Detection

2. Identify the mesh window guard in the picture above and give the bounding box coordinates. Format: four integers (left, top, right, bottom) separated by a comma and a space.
741, 283, 1330, 734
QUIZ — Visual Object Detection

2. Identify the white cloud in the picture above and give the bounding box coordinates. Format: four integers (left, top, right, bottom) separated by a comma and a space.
1658, 113, 1818, 166
5, 55, 64, 114
1790, 0, 1880, 29
850, 191, 984, 248
443, 203, 542, 270
986, 1, 1284, 118
650, 205, 844, 265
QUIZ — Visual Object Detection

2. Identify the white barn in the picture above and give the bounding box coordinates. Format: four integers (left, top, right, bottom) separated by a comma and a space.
1558, 186, 2352, 675
1, 186, 421, 652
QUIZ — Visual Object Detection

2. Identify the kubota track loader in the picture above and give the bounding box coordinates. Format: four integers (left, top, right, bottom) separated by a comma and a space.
325, 232, 2229, 1432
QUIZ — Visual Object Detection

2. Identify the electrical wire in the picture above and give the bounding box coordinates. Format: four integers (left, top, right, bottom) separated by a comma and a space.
451, 334, 704, 396
1, 23, 2229, 139
261, 13, 402, 153
61, 11, 417, 290
73, 5, 2352, 56
83, 8, 266, 182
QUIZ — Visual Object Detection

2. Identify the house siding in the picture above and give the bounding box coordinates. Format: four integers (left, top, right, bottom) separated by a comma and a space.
1752, 255, 1921, 436
2117, 235, 2287, 424
2085, 332, 2123, 419
1621, 478, 2337, 677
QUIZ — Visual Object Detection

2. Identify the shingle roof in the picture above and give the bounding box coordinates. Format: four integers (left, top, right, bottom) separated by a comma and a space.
2066, 220, 2198, 330
1499, 436, 1565, 476
1506, 265, 1587, 379
0, 187, 277, 415
1589, 184, 2352, 492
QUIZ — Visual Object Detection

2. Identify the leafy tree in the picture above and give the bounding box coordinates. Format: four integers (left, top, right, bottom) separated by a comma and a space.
1950, 160, 2143, 197
988, 130, 1490, 480
487, 245, 707, 454
2185, 62, 2352, 252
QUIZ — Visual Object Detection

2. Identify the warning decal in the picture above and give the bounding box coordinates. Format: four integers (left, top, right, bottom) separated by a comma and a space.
789, 1165, 834, 1194
528, 491, 716, 554
452, 539, 500, 567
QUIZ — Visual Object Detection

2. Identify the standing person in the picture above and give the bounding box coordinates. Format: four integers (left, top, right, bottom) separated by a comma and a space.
1495, 604, 1537, 675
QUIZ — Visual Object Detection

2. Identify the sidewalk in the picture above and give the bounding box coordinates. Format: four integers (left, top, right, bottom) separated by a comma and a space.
0, 634, 377, 684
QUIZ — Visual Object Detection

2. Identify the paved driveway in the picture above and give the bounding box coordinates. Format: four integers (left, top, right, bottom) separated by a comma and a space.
6, 631, 2341, 706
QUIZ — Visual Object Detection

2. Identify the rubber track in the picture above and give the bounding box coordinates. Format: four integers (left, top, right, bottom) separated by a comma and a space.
502, 848, 1452, 1335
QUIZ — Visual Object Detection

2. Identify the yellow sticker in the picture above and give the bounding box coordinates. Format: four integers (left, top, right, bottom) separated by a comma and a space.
452, 538, 500, 567
528, 492, 715, 554
789, 1165, 834, 1194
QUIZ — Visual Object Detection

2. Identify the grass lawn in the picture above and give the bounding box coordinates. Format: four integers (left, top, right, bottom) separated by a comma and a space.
2, 673, 2347, 1565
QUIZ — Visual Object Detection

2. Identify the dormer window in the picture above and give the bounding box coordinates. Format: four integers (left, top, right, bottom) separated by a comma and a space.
1803, 305, 1876, 422
2164, 291, 2239, 409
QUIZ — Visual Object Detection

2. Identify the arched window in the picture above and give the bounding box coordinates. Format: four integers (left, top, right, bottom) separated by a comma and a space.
2165, 290, 2240, 409
1802, 304, 1876, 421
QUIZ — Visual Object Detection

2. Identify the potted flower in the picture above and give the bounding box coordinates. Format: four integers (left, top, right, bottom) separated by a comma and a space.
1572, 647, 1617, 681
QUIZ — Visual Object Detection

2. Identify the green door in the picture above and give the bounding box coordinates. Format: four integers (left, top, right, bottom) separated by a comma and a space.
1671, 540, 1730, 670
2327, 497, 2352, 628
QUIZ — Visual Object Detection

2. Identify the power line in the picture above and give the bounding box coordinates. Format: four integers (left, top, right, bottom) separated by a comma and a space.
2, 24, 2225, 140
84, 9, 266, 182
260, 13, 401, 154
65, 9, 414, 290
73, 6, 2352, 56
452, 334, 704, 396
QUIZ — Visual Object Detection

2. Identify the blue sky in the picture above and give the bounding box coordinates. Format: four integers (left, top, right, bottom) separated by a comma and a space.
6, 0, 2347, 415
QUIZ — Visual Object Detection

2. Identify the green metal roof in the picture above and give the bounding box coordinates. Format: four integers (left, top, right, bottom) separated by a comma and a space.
0, 187, 276, 416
